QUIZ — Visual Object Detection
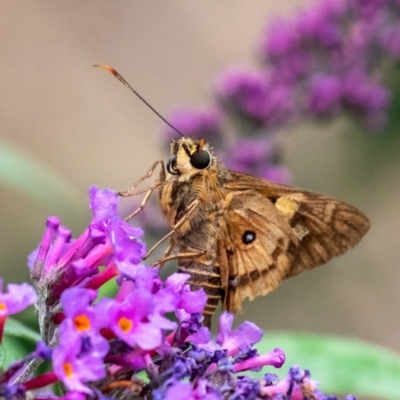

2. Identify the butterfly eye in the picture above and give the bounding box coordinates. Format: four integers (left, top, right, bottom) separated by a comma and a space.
190, 149, 211, 170
242, 230, 256, 245
167, 155, 179, 175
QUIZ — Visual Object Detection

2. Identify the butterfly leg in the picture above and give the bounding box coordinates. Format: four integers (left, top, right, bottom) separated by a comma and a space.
144, 199, 200, 259
118, 160, 166, 197
118, 161, 167, 221
151, 250, 206, 268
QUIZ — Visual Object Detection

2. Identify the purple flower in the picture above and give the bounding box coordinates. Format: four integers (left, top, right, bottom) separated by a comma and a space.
260, 365, 323, 399
225, 138, 290, 184
216, 312, 263, 357
216, 67, 295, 127
28, 216, 61, 270
308, 74, 342, 116
215, 67, 269, 122
164, 382, 194, 400
164, 381, 221, 400
52, 331, 109, 395
108, 216, 147, 277
0, 280, 37, 317
263, 19, 299, 58
59, 392, 87, 400
106, 289, 164, 350
0, 279, 37, 341
60, 288, 105, 334
341, 68, 390, 130
163, 107, 223, 146
89, 186, 118, 223
233, 348, 285, 372
256, 0, 397, 132
295, 1, 346, 47
165, 273, 208, 319
382, 24, 400, 59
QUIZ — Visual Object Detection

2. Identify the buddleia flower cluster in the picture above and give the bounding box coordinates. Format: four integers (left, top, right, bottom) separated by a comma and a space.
161, 0, 400, 187
0, 187, 355, 400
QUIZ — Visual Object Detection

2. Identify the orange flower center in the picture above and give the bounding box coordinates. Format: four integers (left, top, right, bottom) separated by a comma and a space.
74, 314, 91, 332
118, 317, 133, 333
0, 303, 7, 312
63, 362, 74, 378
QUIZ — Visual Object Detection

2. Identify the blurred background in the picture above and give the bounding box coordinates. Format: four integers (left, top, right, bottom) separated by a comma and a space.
0, 0, 399, 357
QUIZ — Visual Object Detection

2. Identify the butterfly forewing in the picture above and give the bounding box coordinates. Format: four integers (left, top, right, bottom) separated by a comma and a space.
221, 172, 370, 312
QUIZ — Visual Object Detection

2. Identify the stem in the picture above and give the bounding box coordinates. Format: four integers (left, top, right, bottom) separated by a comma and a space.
144, 353, 158, 380
12, 357, 44, 384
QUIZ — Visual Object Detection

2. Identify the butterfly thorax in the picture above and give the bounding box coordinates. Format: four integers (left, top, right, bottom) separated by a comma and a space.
159, 137, 231, 251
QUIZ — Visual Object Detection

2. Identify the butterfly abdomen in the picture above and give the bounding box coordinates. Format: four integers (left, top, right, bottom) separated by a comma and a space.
178, 260, 223, 328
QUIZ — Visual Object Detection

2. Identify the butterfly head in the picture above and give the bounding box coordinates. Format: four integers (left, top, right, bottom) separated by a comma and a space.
167, 137, 213, 177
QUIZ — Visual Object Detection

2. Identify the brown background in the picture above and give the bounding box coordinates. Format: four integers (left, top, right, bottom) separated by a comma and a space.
0, 1, 399, 354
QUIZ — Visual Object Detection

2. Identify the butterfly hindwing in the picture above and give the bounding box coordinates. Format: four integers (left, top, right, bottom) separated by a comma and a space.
221, 172, 370, 313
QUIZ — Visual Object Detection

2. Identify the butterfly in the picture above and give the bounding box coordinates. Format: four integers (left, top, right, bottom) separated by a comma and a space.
130, 136, 370, 328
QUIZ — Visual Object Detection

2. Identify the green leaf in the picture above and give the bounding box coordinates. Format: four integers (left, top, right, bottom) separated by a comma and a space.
0, 319, 41, 368
4, 318, 41, 343
0, 141, 82, 209
252, 331, 400, 400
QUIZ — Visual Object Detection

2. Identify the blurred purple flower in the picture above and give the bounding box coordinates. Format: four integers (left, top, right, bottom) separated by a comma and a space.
0, 280, 37, 341
164, 380, 220, 400
225, 138, 291, 184
0, 280, 37, 317
215, 67, 295, 128
382, 24, 400, 58
215, 67, 270, 122
308, 74, 342, 116
258, 0, 399, 132
163, 107, 223, 145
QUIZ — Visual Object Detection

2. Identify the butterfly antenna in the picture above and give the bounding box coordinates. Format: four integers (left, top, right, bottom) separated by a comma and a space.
94, 65, 184, 138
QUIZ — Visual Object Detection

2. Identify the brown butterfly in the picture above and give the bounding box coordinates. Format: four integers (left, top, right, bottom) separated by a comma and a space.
96, 66, 370, 328
121, 137, 370, 328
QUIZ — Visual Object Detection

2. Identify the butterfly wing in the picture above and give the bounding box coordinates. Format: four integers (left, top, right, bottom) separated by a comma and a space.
221, 172, 370, 313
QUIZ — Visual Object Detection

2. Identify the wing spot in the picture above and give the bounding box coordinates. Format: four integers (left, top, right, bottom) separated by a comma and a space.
250, 270, 261, 281
242, 230, 256, 245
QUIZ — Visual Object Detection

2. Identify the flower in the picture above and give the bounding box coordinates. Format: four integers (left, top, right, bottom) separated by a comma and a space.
307, 74, 342, 116
216, 312, 263, 356
164, 380, 221, 400
163, 107, 223, 146
261, 365, 324, 399
215, 67, 270, 123
224, 137, 291, 184
166, 273, 208, 319
52, 331, 109, 394
105, 289, 165, 350
60, 288, 104, 334
0, 280, 37, 341
258, 0, 398, 132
